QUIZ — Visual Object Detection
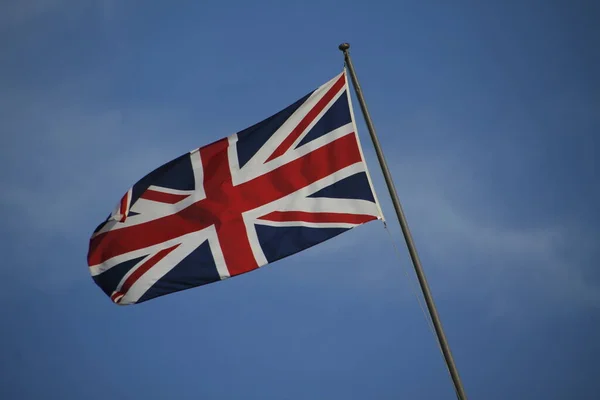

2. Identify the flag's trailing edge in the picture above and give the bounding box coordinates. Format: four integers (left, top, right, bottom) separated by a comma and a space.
87, 69, 385, 305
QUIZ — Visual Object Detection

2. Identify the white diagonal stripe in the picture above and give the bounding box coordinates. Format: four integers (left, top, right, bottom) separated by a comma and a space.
270, 197, 381, 217
118, 225, 225, 305
236, 123, 355, 184
241, 71, 345, 172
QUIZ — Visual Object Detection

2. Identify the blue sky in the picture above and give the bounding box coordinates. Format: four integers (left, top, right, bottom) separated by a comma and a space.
1, 1, 598, 399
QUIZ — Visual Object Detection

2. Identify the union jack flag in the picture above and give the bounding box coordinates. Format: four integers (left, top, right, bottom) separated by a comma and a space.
87, 70, 384, 305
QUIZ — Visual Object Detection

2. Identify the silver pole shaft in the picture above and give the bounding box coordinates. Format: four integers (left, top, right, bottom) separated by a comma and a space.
338, 42, 468, 400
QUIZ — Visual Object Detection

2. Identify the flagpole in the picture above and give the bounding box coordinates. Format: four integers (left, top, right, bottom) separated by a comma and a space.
338, 43, 468, 400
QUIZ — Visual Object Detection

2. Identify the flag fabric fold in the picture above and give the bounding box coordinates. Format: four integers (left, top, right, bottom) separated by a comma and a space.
87, 69, 384, 305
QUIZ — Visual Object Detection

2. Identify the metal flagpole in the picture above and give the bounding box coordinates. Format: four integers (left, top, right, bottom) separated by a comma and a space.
338, 42, 468, 400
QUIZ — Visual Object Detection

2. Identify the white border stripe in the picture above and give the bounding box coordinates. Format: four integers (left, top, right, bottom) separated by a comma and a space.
244, 214, 269, 268
227, 134, 242, 186
207, 226, 230, 280
190, 148, 206, 201
343, 68, 386, 222
268, 197, 381, 217
254, 220, 363, 229
245, 162, 372, 219
146, 186, 194, 196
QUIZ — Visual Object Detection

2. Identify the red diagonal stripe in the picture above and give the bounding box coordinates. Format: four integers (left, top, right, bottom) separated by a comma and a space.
258, 211, 377, 225
141, 189, 189, 204
111, 244, 180, 303
265, 73, 346, 162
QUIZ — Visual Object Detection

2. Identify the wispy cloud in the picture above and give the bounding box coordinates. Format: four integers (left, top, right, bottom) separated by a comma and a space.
1, 28, 596, 322
0, 83, 202, 296
377, 152, 600, 315
3, 83, 597, 315
1, 106, 194, 235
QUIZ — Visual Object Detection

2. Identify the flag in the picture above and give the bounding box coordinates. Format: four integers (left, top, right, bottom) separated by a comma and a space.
87, 70, 384, 305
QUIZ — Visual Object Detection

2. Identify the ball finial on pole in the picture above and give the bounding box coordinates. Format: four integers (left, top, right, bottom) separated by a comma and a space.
338, 43, 350, 52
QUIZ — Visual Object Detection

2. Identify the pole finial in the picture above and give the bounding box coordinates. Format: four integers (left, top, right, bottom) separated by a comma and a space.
338, 43, 350, 52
